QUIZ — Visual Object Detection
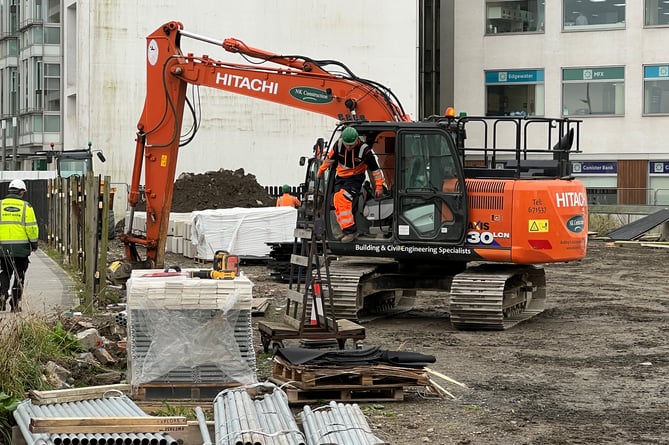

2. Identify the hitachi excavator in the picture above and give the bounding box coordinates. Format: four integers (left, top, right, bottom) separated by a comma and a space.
117, 21, 588, 330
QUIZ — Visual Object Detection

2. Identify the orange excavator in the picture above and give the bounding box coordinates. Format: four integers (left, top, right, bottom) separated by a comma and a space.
118, 21, 588, 329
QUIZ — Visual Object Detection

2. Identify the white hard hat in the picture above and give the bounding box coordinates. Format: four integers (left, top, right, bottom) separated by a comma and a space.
9, 179, 27, 191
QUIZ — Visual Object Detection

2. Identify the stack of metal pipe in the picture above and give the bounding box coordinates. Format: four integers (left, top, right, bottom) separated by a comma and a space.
300, 401, 388, 445
13, 395, 179, 445
213, 382, 306, 445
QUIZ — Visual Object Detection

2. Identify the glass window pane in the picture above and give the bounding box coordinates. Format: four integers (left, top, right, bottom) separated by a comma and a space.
645, 0, 669, 26
44, 26, 60, 44
45, 63, 60, 76
486, 0, 544, 34
562, 67, 624, 116
32, 115, 43, 132
485, 70, 545, 116
32, 26, 44, 44
44, 115, 60, 132
47, 0, 60, 23
644, 65, 669, 113
563, 0, 626, 30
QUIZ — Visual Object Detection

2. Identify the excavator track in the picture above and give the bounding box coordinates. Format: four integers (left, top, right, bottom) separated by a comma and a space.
323, 258, 410, 320
449, 264, 546, 330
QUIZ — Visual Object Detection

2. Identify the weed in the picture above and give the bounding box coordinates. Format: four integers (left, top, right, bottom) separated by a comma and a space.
361, 404, 396, 417
153, 401, 198, 420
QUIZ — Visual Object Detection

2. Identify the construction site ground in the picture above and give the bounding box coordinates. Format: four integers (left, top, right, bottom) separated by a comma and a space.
98, 170, 666, 444
234, 239, 667, 445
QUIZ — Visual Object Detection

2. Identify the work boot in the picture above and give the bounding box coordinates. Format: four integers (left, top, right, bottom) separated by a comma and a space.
340, 232, 359, 243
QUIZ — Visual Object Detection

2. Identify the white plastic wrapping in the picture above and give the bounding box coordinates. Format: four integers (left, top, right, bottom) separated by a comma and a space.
126, 270, 257, 389
191, 206, 297, 259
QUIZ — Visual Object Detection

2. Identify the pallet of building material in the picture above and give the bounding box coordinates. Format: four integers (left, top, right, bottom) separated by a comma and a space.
132, 382, 242, 401
281, 384, 405, 404
271, 355, 430, 389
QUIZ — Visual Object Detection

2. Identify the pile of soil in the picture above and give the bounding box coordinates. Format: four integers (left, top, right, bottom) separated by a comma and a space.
136, 168, 275, 212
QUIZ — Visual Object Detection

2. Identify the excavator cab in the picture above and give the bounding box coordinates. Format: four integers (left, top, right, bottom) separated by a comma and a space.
319, 122, 468, 254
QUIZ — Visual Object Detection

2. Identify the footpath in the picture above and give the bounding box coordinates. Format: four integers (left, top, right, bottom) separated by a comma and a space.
0, 249, 77, 316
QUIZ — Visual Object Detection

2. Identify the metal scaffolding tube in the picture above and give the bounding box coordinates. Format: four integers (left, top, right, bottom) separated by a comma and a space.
14, 397, 178, 445
194, 407, 213, 445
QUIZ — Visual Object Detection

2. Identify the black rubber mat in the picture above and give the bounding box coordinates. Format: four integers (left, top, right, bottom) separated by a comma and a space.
606, 208, 669, 240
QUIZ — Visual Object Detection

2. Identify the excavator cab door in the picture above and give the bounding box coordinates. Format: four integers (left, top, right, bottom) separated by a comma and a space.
394, 129, 467, 243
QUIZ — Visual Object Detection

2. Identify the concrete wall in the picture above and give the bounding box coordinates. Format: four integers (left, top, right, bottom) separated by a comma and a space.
63, 1, 418, 212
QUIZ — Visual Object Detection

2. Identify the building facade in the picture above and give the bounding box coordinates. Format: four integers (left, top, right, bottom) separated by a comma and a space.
448, 1, 669, 205
1, 1, 668, 208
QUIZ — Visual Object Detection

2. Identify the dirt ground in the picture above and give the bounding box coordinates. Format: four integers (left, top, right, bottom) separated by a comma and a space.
104, 171, 668, 444
237, 240, 668, 445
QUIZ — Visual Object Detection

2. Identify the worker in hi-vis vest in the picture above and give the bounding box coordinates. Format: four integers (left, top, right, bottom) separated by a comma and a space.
0, 179, 39, 312
276, 184, 301, 208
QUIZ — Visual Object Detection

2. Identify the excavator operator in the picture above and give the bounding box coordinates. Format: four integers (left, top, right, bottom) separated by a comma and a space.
317, 126, 385, 242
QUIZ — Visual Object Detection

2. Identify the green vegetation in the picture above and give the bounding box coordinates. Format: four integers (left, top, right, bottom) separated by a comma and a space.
0, 315, 86, 444
588, 214, 620, 235
361, 404, 396, 417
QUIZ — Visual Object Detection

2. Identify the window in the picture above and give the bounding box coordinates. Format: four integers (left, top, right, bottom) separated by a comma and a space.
486, 0, 544, 34
44, 63, 60, 112
563, 0, 626, 30
485, 69, 545, 116
643, 65, 669, 114
44, 26, 59, 43
645, 0, 669, 26
46, 0, 60, 23
44, 115, 59, 132
419, 0, 440, 118
34, 58, 42, 109
562, 67, 624, 116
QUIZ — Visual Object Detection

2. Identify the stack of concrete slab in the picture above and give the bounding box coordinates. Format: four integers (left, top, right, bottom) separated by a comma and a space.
127, 207, 297, 260
126, 270, 257, 389
191, 207, 297, 260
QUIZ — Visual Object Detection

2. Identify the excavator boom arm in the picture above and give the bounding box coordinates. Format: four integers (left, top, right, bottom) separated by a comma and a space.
123, 21, 409, 267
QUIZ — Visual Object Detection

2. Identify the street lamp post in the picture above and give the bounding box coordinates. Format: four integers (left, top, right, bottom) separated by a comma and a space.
1, 120, 5, 171
12, 117, 18, 170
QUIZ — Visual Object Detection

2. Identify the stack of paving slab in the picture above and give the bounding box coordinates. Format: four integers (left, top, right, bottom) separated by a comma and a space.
127, 207, 297, 260
126, 270, 257, 388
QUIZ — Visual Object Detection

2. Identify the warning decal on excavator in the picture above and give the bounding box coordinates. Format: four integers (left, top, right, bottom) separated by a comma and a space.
161, 155, 168, 167
529, 219, 549, 232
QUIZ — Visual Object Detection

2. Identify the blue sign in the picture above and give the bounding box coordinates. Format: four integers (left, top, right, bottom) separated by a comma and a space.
644, 65, 669, 79
650, 161, 669, 174
485, 70, 544, 84
572, 162, 617, 174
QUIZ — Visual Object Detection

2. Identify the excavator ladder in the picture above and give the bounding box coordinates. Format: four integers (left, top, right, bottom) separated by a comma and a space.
257, 208, 365, 353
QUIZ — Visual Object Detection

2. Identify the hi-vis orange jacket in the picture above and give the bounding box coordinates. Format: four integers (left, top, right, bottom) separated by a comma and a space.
317, 140, 385, 190
276, 193, 301, 208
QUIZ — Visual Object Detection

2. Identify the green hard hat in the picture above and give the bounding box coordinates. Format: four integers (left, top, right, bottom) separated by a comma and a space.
341, 127, 359, 145
282, 184, 290, 193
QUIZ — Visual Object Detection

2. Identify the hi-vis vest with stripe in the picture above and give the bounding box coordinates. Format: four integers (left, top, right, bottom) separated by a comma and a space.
318, 140, 385, 189
0, 196, 39, 257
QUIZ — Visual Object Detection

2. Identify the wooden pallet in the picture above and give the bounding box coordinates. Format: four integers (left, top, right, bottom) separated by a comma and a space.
132, 382, 241, 401
279, 384, 404, 404
272, 356, 430, 389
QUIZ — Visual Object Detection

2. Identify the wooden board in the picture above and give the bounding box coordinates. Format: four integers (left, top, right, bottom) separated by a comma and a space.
132, 382, 241, 401
272, 356, 430, 389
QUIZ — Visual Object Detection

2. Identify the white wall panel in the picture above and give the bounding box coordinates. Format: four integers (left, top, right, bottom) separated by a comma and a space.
67, 0, 417, 212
